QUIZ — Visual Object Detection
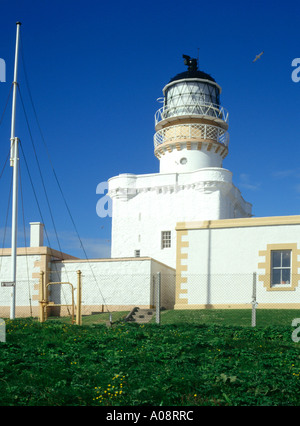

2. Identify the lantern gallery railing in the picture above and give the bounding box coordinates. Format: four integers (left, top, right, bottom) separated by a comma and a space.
155, 102, 229, 126
154, 123, 229, 148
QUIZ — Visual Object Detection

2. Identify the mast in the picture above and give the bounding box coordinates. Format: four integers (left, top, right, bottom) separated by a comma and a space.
10, 22, 21, 319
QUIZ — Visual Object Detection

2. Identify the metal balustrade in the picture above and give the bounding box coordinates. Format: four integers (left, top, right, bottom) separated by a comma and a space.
154, 122, 229, 148
155, 102, 229, 126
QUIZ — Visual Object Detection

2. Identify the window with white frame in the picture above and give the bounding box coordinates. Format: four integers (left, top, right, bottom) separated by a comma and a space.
271, 250, 291, 285
161, 231, 171, 249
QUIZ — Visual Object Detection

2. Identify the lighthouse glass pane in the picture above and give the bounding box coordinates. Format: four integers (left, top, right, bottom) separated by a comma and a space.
165, 81, 220, 119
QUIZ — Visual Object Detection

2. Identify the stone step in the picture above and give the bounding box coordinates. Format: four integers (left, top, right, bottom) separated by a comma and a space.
131, 308, 154, 324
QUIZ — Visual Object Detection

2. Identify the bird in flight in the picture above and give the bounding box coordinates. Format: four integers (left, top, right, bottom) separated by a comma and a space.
253, 51, 264, 62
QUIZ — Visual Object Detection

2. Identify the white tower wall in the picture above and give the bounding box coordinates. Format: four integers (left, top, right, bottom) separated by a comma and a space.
159, 145, 223, 173
109, 169, 251, 268
108, 57, 252, 268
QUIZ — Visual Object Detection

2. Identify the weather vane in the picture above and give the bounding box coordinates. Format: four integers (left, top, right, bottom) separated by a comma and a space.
182, 54, 198, 72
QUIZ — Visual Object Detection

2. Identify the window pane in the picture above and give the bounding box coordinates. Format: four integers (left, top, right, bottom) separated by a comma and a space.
271, 269, 281, 285
282, 251, 291, 267
271, 251, 281, 267
162, 231, 171, 249
282, 269, 291, 284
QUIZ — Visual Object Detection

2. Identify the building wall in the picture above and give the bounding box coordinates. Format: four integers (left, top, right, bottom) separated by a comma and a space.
0, 250, 41, 317
150, 258, 176, 310
175, 216, 300, 309
49, 257, 176, 315
0, 246, 77, 318
109, 169, 251, 268
0, 252, 176, 317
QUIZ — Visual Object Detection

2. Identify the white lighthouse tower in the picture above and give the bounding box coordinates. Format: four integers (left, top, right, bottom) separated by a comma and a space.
155, 55, 229, 173
108, 56, 252, 268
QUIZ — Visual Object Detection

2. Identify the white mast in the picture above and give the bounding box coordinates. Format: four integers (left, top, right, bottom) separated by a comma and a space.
10, 22, 21, 320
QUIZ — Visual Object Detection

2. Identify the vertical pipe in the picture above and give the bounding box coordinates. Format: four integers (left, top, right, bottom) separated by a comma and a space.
44, 278, 49, 321
156, 272, 161, 324
10, 138, 19, 319
71, 285, 75, 324
10, 22, 21, 320
152, 274, 155, 308
10, 23, 21, 148
76, 270, 82, 325
251, 272, 257, 327
39, 271, 44, 323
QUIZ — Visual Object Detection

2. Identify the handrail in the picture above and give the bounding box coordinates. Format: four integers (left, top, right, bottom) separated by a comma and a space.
155, 102, 229, 125
154, 122, 229, 148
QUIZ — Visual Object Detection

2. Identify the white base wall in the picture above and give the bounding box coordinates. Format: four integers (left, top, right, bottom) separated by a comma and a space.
0, 254, 176, 317
0, 253, 41, 314
175, 216, 300, 309
109, 168, 252, 268
50, 257, 176, 313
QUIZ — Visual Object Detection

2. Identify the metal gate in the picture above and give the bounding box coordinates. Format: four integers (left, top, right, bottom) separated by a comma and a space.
39, 270, 82, 325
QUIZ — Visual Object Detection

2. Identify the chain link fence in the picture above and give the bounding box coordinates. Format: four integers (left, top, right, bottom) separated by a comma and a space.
0, 273, 299, 327
0, 279, 37, 318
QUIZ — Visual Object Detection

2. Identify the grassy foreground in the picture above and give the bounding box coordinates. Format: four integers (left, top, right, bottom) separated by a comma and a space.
0, 313, 300, 406
52, 308, 300, 328
158, 308, 300, 327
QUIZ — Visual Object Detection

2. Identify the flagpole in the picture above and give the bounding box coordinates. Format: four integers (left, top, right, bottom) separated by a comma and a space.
10, 22, 21, 320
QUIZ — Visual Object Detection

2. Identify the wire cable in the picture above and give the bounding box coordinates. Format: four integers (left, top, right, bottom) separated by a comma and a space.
18, 141, 73, 313
0, 150, 10, 181
19, 36, 110, 313
0, 83, 13, 127
0, 174, 12, 275
19, 158, 33, 316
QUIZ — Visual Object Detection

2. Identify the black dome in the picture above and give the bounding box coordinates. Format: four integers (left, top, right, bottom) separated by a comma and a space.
169, 69, 216, 84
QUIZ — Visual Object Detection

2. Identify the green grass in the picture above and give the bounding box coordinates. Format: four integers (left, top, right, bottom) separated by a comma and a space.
46, 308, 300, 328
158, 309, 300, 327
46, 311, 129, 326
0, 313, 300, 406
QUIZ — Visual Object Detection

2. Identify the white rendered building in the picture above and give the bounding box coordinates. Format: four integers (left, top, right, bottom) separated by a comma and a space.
108, 56, 252, 268
2, 57, 299, 317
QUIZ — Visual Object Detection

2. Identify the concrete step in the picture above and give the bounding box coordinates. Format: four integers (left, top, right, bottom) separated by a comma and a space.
131, 308, 154, 324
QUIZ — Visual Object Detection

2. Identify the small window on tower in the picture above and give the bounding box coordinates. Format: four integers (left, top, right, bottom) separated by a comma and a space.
161, 231, 171, 249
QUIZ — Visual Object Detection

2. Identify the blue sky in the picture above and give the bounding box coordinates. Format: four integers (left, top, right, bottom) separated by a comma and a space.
0, 0, 299, 258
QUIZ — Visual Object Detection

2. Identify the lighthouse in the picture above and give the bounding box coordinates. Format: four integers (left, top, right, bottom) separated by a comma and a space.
108, 56, 252, 268
154, 55, 229, 173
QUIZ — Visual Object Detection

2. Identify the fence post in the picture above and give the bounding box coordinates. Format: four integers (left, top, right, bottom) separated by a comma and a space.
0, 318, 6, 343
156, 272, 161, 324
152, 274, 155, 308
251, 272, 257, 327
76, 270, 82, 325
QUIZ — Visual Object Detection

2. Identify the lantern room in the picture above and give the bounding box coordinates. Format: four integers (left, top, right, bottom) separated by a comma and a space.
154, 55, 229, 173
